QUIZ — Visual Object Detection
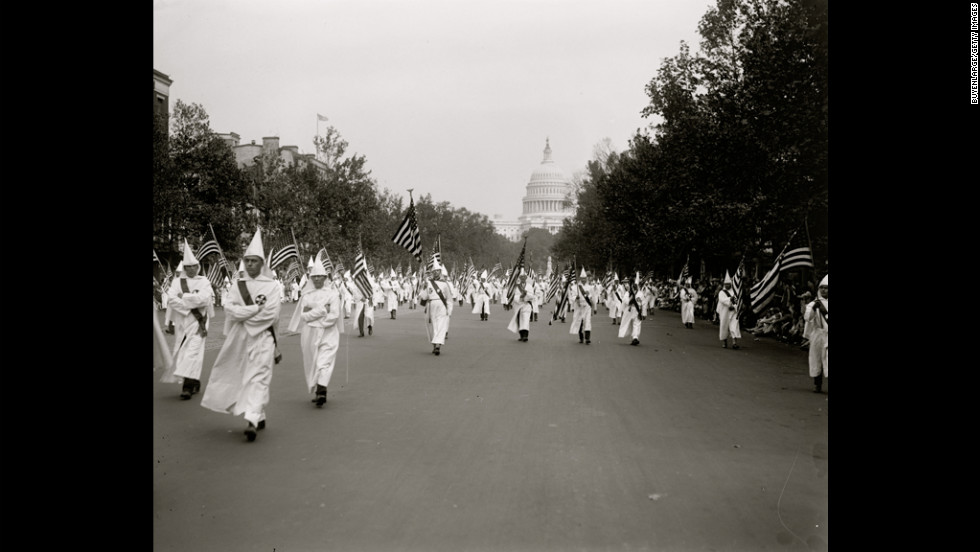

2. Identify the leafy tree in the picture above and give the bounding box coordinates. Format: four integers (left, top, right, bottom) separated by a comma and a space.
152, 100, 252, 263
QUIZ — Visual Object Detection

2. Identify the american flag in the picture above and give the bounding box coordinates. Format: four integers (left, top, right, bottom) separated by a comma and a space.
544, 267, 564, 303
315, 247, 333, 274
196, 238, 221, 261
504, 239, 527, 301
731, 258, 745, 317
352, 243, 373, 299
392, 194, 423, 261
489, 262, 502, 279
284, 258, 304, 283
268, 235, 299, 270
750, 255, 781, 314
462, 258, 477, 291
205, 262, 225, 289
779, 247, 815, 271
424, 238, 442, 272
678, 255, 690, 284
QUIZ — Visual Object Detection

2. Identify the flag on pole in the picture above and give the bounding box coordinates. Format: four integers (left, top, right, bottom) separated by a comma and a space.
284, 258, 303, 283
555, 262, 575, 318
316, 247, 334, 274
779, 246, 815, 271
317, 113, 329, 122
505, 239, 527, 301
425, 239, 442, 272
205, 263, 224, 289
392, 194, 423, 261
153, 249, 160, 263
678, 255, 690, 284
732, 258, 745, 317
352, 242, 373, 299
489, 262, 503, 279
750, 255, 781, 314
196, 238, 221, 261
268, 235, 299, 270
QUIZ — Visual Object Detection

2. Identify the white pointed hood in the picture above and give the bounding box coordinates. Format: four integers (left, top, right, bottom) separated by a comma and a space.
182, 238, 199, 266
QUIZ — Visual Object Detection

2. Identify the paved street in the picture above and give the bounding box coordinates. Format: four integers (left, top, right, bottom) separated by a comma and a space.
153, 301, 828, 552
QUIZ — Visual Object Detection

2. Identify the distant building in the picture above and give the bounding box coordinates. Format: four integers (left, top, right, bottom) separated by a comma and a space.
216, 134, 329, 176
492, 138, 575, 242
153, 69, 172, 122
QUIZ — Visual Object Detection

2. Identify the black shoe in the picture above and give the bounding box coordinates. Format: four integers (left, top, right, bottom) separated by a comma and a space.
433, 346, 440, 356
245, 423, 257, 442
257, 420, 266, 430
631, 338, 639, 346
732, 344, 739, 350
368, 326, 373, 336
180, 390, 192, 400
723, 340, 728, 348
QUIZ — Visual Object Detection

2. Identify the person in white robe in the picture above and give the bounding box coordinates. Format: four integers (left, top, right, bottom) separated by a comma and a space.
419, 264, 453, 355
531, 278, 545, 322
605, 276, 621, 324
507, 286, 534, 342
568, 270, 594, 344
618, 279, 646, 345
382, 277, 399, 319
641, 279, 658, 316
161, 239, 215, 400
680, 278, 698, 328
716, 271, 741, 349
471, 272, 492, 321
804, 274, 828, 393
288, 261, 341, 407
340, 272, 354, 319
163, 261, 183, 334
201, 228, 282, 442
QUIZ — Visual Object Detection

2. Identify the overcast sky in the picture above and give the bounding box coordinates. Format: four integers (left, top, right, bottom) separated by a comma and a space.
153, 0, 715, 220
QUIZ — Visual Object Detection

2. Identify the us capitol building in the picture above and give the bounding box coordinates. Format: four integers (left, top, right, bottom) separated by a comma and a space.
491, 138, 575, 242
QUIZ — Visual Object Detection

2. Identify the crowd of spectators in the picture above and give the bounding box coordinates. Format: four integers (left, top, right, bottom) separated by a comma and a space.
654, 272, 817, 349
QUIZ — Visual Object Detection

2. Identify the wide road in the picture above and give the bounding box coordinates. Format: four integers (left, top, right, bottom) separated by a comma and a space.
153, 299, 828, 552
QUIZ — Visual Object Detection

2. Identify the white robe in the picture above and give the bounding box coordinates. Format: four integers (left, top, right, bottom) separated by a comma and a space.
568, 285, 593, 334
288, 285, 341, 393
420, 279, 453, 345
618, 290, 644, 340
716, 289, 741, 340
680, 287, 698, 324
471, 281, 492, 315
804, 297, 828, 377
163, 275, 215, 383
382, 281, 399, 312
507, 299, 534, 334
201, 273, 282, 426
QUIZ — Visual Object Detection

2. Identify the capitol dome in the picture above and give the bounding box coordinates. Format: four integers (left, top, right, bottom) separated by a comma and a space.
518, 138, 574, 234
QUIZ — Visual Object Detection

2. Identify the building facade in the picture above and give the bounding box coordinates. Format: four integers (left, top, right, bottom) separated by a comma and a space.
492, 138, 575, 242
153, 69, 172, 122
216, 133, 329, 176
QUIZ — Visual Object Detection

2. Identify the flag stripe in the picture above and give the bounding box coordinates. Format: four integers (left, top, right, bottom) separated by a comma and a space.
196, 239, 221, 260
750, 257, 781, 313
392, 198, 423, 261
352, 245, 373, 299
779, 247, 814, 271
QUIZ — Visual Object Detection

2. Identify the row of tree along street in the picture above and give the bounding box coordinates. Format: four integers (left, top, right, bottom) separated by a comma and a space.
153, 0, 827, 293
